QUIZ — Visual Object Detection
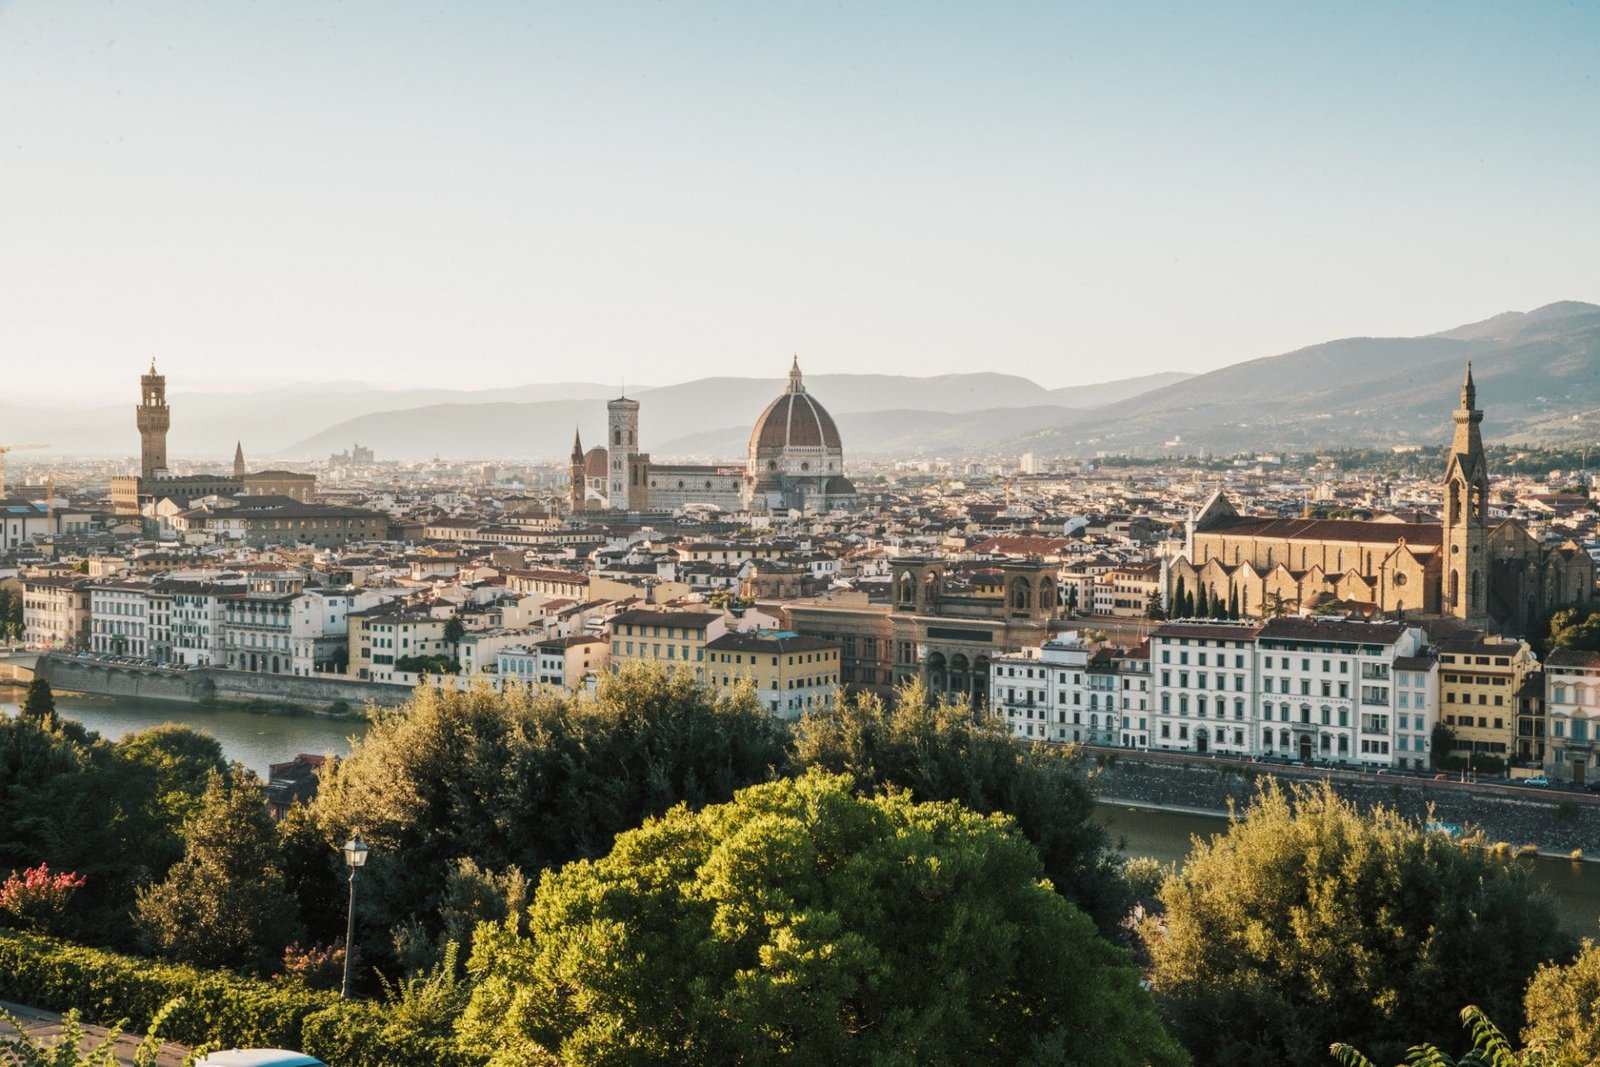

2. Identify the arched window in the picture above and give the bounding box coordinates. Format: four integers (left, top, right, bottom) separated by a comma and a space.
1011, 578, 1032, 610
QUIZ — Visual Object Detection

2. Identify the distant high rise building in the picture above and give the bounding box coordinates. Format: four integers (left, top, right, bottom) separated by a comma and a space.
137, 359, 170, 478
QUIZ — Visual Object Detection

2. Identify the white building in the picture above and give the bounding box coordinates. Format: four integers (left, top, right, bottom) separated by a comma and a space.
1544, 649, 1600, 784
989, 633, 1092, 743
289, 587, 388, 677
161, 579, 245, 667
1150, 621, 1261, 757
89, 580, 152, 658
222, 592, 296, 674
22, 576, 91, 651
1115, 644, 1153, 749
1252, 618, 1427, 768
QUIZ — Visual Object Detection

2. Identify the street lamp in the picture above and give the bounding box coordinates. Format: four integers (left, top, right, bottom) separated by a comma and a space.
340, 833, 369, 999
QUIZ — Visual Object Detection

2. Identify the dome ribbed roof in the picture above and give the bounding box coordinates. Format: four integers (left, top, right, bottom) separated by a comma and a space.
749, 358, 842, 452
583, 447, 609, 479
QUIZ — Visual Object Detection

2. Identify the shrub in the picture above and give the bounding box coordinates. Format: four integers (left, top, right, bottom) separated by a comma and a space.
0, 864, 87, 935
0, 930, 483, 1066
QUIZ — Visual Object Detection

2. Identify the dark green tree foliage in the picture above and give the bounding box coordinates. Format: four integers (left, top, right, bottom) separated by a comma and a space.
443, 617, 466, 645
20, 678, 55, 720
795, 682, 1127, 934
0, 713, 166, 946
394, 654, 461, 675
0, 586, 22, 641
1543, 607, 1600, 656
114, 725, 226, 832
275, 801, 348, 947
1145, 781, 1569, 1067
313, 666, 792, 951
1195, 584, 1209, 619
1145, 590, 1166, 620
461, 771, 1185, 1067
1431, 721, 1457, 771
134, 766, 300, 969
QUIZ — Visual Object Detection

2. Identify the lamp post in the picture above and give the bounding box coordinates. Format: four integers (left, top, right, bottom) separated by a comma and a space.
340, 833, 369, 999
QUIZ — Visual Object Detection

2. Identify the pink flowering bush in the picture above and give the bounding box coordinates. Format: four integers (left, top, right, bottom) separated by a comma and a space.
279, 940, 354, 991
0, 863, 87, 934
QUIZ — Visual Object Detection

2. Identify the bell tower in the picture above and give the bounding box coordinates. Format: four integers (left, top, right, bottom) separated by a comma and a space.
606, 393, 640, 511
1442, 364, 1490, 624
569, 428, 586, 515
137, 359, 170, 479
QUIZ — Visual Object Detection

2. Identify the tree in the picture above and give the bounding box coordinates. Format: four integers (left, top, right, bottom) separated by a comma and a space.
1544, 607, 1600, 656
20, 678, 55, 720
460, 771, 1185, 1067
1431, 720, 1457, 771
1227, 583, 1240, 621
1174, 576, 1188, 619
1145, 780, 1569, 1067
795, 681, 1127, 935
314, 668, 791, 961
443, 616, 466, 645
1521, 938, 1600, 1064
1144, 590, 1166, 620
114, 724, 226, 831
0, 712, 168, 947
134, 765, 300, 969
1195, 583, 1209, 619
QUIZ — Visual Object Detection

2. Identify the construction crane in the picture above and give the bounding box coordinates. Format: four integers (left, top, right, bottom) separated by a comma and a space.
0, 444, 48, 495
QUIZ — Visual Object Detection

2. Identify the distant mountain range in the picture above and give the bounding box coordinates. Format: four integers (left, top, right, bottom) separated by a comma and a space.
13, 301, 1600, 463
1007, 301, 1600, 455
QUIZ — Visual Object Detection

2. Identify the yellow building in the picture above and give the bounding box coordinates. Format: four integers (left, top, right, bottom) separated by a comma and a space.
704, 631, 841, 720
1436, 634, 1535, 767
607, 609, 727, 679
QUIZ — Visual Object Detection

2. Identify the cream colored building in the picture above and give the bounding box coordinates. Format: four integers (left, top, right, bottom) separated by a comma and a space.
1436, 634, 1535, 767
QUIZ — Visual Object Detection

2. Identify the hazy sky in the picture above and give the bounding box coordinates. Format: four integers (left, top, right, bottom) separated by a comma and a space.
2, 1, 1597, 400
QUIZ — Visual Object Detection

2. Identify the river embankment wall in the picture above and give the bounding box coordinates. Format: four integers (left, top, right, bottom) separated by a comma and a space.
1093, 750, 1600, 857
34, 656, 412, 712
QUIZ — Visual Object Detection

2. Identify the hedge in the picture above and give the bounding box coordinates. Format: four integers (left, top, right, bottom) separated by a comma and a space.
0, 930, 479, 1066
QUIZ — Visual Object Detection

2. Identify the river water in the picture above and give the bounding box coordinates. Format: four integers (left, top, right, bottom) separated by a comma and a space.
1098, 801, 1600, 936
0, 690, 367, 778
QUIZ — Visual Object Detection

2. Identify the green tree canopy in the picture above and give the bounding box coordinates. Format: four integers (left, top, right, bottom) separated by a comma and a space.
795, 681, 1127, 933
1521, 938, 1600, 1064
1544, 607, 1600, 656
115, 724, 226, 831
134, 765, 299, 969
313, 667, 792, 955
0, 712, 165, 946
460, 771, 1185, 1067
1145, 780, 1569, 1067
20, 678, 55, 720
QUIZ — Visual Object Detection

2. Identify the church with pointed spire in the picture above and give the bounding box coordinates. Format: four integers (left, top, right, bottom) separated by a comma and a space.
1165, 365, 1593, 636
567, 357, 858, 516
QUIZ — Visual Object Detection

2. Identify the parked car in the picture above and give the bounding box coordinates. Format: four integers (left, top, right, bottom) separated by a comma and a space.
192, 1052, 327, 1067
1522, 775, 1550, 787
